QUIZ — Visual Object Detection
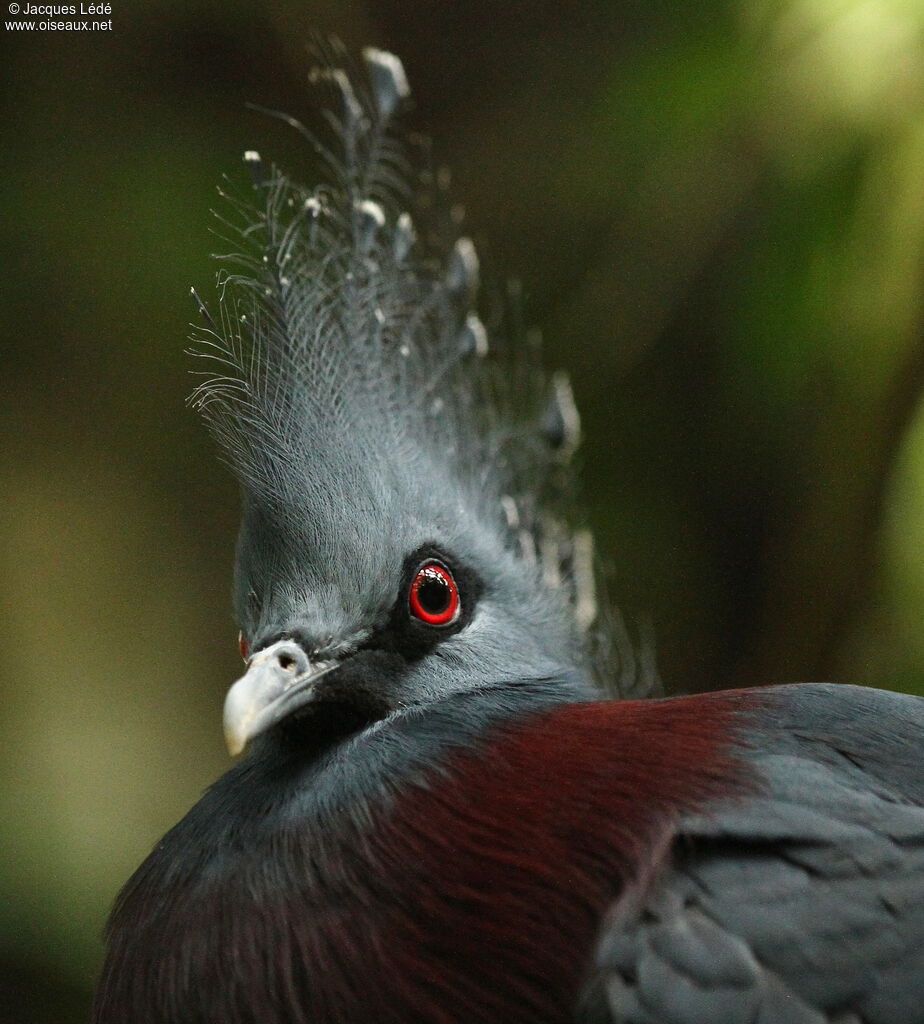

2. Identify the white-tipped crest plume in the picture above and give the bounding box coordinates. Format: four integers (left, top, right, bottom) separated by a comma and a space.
188, 45, 647, 693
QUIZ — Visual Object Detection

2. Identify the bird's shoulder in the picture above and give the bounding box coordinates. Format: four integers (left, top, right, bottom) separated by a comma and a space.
580, 682, 924, 1024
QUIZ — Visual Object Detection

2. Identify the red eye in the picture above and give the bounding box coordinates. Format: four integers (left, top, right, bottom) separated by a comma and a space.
408, 561, 460, 626
238, 632, 249, 661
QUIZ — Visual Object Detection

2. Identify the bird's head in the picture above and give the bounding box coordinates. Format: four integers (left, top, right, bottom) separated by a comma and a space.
191, 49, 599, 757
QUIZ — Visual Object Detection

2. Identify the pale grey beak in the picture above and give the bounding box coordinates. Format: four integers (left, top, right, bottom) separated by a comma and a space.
223, 639, 338, 756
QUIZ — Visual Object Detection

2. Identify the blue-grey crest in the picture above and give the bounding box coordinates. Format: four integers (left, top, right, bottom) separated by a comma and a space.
188, 46, 608, 754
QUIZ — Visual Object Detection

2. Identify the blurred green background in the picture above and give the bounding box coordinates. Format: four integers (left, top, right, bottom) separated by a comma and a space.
3, 0, 924, 1018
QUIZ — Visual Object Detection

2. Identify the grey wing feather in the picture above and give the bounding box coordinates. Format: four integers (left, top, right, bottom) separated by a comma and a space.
580, 683, 924, 1024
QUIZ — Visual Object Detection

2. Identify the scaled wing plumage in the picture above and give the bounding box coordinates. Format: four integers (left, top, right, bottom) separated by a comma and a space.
582, 684, 924, 1024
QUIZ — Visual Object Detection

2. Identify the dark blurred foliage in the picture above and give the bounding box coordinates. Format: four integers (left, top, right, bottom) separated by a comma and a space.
3, 1, 924, 1018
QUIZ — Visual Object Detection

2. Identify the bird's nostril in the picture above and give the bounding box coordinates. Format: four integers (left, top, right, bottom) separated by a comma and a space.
277, 653, 297, 671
